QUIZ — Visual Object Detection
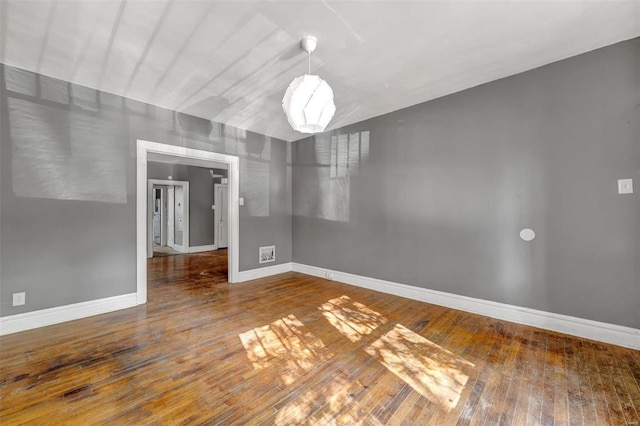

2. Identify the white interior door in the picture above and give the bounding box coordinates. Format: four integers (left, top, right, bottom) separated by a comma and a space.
174, 186, 184, 249
167, 186, 175, 248
215, 184, 229, 248
153, 186, 167, 245
153, 187, 162, 244
160, 187, 168, 246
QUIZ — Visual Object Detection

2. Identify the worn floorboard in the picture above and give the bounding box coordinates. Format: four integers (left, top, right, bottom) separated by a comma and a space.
1, 251, 639, 425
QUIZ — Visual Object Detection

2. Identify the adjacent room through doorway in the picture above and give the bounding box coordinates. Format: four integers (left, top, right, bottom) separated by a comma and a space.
149, 180, 189, 256
137, 140, 240, 305
146, 154, 229, 262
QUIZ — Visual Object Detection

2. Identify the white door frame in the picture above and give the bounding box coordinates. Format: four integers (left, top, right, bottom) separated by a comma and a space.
152, 186, 164, 245
214, 183, 229, 248
167, 186, 175, 248
172, 185, 187, 252
159, 187, 167, 246
148, 180, 189, 257
137, 139, 240, 304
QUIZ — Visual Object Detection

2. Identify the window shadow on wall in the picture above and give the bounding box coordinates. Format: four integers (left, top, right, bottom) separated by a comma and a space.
293, 130, 370, 223
2, 64, 279, 219
4, 65, 128, 203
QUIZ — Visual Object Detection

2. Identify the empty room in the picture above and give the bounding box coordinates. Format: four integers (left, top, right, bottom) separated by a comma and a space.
0, 1, 639, 424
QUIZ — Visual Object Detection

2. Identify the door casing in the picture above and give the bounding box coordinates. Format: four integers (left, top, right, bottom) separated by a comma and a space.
137, 139, 240, 304
147, 180, 189, 257
214, 183, 229, 249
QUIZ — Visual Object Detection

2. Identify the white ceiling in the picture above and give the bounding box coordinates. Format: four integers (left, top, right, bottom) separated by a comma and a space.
2, 1, 639, 142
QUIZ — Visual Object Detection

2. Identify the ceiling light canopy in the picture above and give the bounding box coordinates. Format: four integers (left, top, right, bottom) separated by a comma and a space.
282, 36, 336, 134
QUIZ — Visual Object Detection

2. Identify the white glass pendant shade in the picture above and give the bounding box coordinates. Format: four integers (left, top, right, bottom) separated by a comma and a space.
282, 74, 336, 134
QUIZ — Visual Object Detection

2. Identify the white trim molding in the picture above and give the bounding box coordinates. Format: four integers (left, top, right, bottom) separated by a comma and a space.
292, 263, 640, 350
238, 262, 293, 282
189, 245, 217, 253
0, 294, 137, 336
137, 140, 240, 306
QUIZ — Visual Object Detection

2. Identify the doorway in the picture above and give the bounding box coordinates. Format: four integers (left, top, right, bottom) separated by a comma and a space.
147, 179, 189, 257
152, 186, 165, 246
136, 140, 240, 305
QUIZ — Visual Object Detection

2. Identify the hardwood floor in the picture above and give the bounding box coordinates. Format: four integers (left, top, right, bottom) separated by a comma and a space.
1, 251, 639, 425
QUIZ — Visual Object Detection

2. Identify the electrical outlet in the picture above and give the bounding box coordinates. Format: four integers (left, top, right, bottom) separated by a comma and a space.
12, 292, 25, 306
618, 179, 633, 194
325, 272, 334, 280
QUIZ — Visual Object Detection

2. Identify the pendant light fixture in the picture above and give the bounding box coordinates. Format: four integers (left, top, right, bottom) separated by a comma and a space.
282, 36, 336, 134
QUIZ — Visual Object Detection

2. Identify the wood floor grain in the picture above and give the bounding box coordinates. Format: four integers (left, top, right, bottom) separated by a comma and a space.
1, 250, 639, 425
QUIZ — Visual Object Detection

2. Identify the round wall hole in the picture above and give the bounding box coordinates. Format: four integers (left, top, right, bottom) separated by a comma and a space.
520, 228, 535, 242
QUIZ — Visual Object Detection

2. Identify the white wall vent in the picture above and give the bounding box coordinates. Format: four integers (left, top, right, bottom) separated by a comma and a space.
259, 245, 275, 264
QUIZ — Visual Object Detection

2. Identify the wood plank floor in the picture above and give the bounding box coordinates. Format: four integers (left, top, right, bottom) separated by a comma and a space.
1, 251, 639, 425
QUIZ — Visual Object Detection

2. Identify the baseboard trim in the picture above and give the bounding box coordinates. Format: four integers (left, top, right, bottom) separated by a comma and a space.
172, 244, 187, 253
238, 262, 293, 282
0, 293, 138, 336
189, 245, 217, 253
291, 263, 640, 350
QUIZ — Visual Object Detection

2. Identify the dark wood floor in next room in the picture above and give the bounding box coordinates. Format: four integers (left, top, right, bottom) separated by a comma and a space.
1, 250, 639, 425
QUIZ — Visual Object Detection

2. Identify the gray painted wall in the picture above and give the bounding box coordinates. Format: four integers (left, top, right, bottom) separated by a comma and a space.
292, 38, 640, 328
147, 162, 173, 180
0, 64, 292, 316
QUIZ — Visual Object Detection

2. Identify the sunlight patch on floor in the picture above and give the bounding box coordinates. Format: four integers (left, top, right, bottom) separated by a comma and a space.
274, 373, 384, 425
365, 324, 473, 410
239, 314, 331, 385
319, 295, 387, 342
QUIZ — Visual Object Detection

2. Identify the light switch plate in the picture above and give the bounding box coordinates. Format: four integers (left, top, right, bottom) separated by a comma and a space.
239, 197, 245, 206
618, 179, 633, 194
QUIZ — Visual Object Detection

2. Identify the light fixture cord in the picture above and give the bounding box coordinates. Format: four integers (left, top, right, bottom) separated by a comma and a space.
308, 50, 311, 75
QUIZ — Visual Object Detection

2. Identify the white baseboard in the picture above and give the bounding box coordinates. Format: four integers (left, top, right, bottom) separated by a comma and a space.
238, 262, 293, 282
292, 263, 640, 350
0, 293, 138, 336
172, 244, 187, 253
189, 245, 217, 253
